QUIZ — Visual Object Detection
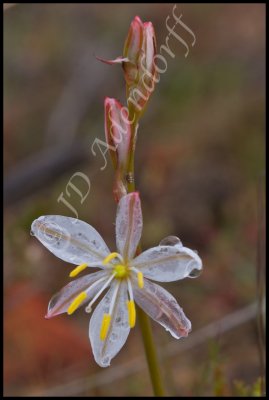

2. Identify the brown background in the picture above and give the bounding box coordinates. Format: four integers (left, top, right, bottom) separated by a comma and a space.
4, 3, 265, 396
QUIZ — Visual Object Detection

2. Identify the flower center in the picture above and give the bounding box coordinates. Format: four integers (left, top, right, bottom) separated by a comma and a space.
102, 252, 129, 279
113, 264, 129, 279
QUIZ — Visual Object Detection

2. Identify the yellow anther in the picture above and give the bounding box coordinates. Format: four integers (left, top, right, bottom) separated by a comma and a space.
127, 300, 136, 328
69, 263, 88, 278
67, 291, 87, 315
137, 271, 144, 288
103, 252, 120, 265
100, 313, 111, 340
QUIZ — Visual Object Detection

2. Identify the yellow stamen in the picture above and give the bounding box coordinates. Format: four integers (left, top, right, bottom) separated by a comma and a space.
67, 291, 87, 315
137, 271, 144, 288
103, 252, 120, 265
69, 263, 88, 278
127, 300, 136, 328
100, 313, 111, 340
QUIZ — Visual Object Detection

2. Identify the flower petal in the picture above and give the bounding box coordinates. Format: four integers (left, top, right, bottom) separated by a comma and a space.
31, 215, 110, 265
140, 22, 157, 89
123, 16, 144, 61
89, 281, 130, 367
46, 270, 108, 318
133, 278, 191, 339
116, 192, 143, 261
96, 55, 129, 65
131, 245, 202, 282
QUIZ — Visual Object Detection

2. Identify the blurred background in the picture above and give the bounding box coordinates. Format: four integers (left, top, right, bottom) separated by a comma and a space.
4, 3, 265, 397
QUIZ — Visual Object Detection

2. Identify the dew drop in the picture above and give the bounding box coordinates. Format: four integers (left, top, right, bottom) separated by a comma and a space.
103, 357, 110, 365
47, 292, 61, 312
188, 268, 202, 278
159, 236, 183, 247
104, 298, 110, 305
111, 333, 118, 341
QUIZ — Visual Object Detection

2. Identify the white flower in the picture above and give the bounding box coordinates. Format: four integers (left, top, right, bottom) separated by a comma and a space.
31, 192, 202, 367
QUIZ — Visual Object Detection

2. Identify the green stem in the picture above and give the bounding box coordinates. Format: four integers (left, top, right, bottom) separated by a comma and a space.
126, 108, 137, 193
124, 110, 165, 396
137, 305, 165, 396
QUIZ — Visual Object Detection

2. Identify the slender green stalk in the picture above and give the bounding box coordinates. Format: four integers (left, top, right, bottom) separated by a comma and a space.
256, 177, 265, 395
126, 107, 138, 193
137, 306, 165, 396
124, 111, 165, 396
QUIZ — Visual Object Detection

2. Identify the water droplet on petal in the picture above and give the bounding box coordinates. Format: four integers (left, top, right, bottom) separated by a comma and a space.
188, 268, 202, 278
111, 333, 118, 341
47, 292, 61, 313
159, 236, 183, 247
103, 357, 110, 365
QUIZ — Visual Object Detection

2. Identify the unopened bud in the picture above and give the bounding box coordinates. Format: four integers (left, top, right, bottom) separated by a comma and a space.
126, 21, 157, 115
122, 16, 144, 85
104, 97, 131, 170
123, 16, 144, 62
140, 22, 157, 91
98, 17, 158, 118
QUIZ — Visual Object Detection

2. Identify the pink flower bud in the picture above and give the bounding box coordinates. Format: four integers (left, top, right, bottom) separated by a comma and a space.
98, 17, 158, 117
140, 22, 157, 92
126, 21, 158, 114
104, 97, 132, 170
123, 16, 144, 62
96, 16, 143, 86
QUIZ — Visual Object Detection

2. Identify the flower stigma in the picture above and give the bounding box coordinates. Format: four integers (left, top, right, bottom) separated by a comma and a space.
114, 264, 129, 279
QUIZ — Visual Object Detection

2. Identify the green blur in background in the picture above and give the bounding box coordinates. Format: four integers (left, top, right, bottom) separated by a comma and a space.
4, 3, 265, 397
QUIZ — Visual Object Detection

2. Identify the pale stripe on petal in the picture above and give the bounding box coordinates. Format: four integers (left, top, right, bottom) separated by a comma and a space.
89, 281, 130, 367
46, 270, 108, 318
133, 278, 191, 339
131, 245, 202, 282
31, 215, 110, 265
116, 193, 143, 261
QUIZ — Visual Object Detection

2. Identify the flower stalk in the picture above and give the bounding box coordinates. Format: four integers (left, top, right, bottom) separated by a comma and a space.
102, 16, 165, 396
126, 118, 165, 396
137, 305, 165, 396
